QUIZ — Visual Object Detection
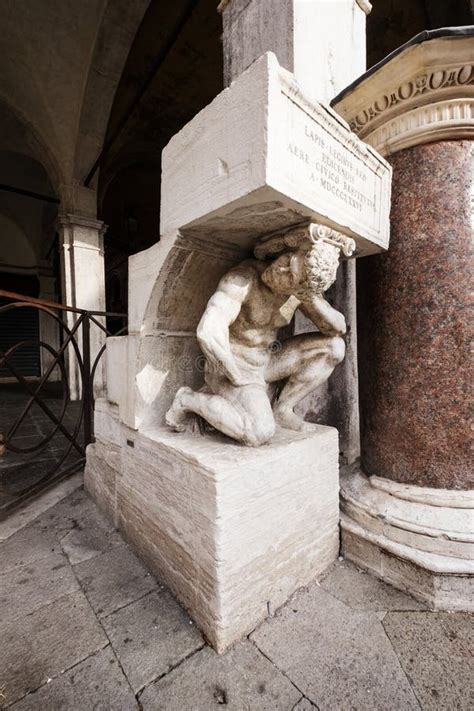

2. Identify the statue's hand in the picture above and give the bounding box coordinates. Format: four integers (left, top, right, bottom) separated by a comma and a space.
299, 295, 347, 336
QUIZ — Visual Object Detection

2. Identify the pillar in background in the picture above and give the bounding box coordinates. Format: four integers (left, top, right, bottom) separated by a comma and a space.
38, 264, 61, 382
58, 214, 107, 400
220, 0, 373, 463
332, 28, 474, 609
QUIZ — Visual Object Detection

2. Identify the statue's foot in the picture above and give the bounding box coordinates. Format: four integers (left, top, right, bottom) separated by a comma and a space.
274, 406, 318, 433
165, 386, 193, 432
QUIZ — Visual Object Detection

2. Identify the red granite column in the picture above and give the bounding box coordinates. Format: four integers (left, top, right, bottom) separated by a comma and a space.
357, 140, 472, 490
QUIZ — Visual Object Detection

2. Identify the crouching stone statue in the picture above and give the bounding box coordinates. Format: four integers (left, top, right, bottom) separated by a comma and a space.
166, 223, 355, 446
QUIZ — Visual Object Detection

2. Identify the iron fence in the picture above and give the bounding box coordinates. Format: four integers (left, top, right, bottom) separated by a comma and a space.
0, 289, 126, 517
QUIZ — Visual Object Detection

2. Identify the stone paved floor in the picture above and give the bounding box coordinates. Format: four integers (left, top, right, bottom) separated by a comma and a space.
0, 478, 472, 711
0, 384, 84, 514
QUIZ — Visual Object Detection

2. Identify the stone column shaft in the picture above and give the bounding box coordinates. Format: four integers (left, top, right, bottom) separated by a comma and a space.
58, 214, 107, 400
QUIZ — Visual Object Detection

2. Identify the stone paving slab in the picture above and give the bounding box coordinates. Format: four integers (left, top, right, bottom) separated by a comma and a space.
101, 589, 204, 692
0, 591, 108, 707
9, 647, 138, 711
0, 472, 82, 541
139, 641, 302, 710
0, 555, 79, 622
1, 485, 472, 711
321, 559, 427, 611
0, 525, 63, 571
251, 584, 420, 711
383, 611, 474, 711
60, 514, 123, 565
28, 487, 100, 539
74, 543, 158, 618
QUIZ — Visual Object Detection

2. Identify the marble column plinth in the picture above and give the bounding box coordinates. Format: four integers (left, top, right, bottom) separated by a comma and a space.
357, 140, 473, 491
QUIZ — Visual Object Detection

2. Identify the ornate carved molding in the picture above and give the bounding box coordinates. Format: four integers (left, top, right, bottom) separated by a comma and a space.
347, 64, 473, 136
332, 34, 474, 154
365, 98, 474, 157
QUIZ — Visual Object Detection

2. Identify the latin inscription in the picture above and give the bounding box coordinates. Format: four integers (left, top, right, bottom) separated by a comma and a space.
283, 99, 379, 221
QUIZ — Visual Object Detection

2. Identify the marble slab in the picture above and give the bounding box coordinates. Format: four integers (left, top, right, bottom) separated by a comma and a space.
161, 52, 391, 256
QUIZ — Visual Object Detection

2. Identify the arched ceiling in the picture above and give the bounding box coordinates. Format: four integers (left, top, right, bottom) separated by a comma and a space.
96, 0, 223, 199
0, 0, 150, 205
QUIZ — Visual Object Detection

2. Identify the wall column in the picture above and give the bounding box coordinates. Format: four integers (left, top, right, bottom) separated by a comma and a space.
332, 29, 474, 609
58, 214, 107, 400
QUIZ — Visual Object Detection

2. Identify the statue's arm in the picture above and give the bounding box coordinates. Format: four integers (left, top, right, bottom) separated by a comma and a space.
197, 268, 254, 386
299, 294, 346, 336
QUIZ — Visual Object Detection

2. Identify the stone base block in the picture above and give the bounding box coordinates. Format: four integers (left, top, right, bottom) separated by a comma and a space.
340, 469, 474, 611
86, 420, 339, 651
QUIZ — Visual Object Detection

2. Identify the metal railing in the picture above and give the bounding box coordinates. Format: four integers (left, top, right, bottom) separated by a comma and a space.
0, 289, 126, 517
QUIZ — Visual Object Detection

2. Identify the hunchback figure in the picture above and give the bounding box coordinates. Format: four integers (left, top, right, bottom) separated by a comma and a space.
166, 223, 355, 446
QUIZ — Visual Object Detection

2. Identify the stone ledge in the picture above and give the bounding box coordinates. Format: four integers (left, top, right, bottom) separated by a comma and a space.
340, 469, 474, 611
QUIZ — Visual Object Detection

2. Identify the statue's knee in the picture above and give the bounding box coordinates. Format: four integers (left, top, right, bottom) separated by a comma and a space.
243, 418, 275, 447
330, 336, 345, 365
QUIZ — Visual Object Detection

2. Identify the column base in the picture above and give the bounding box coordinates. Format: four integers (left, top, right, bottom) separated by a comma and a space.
86, 400, 340, 652
340, 469, 474, 611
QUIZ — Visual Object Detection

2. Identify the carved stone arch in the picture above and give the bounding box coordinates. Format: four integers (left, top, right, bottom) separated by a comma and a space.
133, 230, 248, 431
73, 0, 152, 186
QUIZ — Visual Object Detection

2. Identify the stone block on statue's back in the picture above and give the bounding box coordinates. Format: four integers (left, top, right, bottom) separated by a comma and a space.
160, 52, 391, 257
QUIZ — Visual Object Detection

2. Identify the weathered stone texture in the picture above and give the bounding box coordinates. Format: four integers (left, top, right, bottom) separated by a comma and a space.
112, 425, 339, 651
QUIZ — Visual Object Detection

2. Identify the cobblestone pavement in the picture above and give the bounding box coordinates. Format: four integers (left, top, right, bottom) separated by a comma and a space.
0, 478, 472, 710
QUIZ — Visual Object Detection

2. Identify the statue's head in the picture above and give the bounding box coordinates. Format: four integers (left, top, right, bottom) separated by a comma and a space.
261, 241, 340, 299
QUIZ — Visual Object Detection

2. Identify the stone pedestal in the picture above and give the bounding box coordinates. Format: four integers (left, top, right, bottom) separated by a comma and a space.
332, 28, 474, 609
86, 400, 339, 651
86, 4, 391, 652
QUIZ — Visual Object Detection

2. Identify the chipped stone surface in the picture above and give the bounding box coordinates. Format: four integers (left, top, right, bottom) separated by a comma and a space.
321, 560, 426, 611
101, 590, 204, 692
9, 647, 138, 711
383, 611, 474, 711
251, 583, 420, 710
74, 544, 157, 618
139, 641, 301, 710
0, 591, 107, 707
